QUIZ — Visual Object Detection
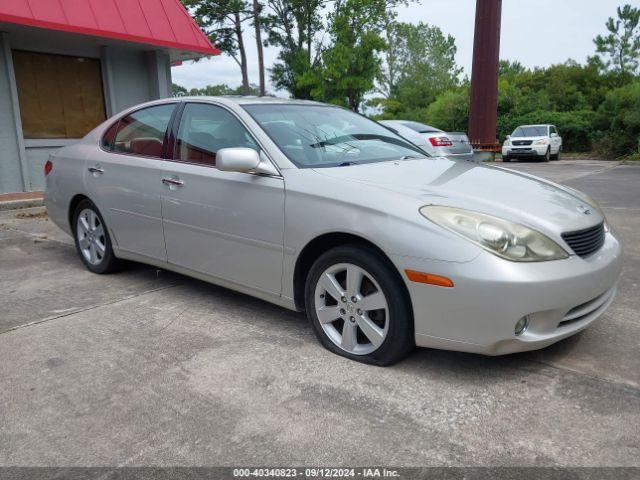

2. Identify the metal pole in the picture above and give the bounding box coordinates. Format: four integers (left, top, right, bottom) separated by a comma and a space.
468, 0, 502, 155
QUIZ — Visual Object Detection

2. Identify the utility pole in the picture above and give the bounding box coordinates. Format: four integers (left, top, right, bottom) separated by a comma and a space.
468, 0, 502, 161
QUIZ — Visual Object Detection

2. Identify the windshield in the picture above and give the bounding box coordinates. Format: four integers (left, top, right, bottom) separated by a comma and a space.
243, 104, 427, 168
512, 126, 548, 137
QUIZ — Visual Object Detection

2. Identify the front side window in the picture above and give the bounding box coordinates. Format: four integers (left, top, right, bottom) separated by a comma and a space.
113, 104, 175, 157
175, 103, 258, 166
243, 104, 426, 168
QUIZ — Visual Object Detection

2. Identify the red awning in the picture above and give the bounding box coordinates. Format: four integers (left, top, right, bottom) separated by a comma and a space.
0, 0, 220, 56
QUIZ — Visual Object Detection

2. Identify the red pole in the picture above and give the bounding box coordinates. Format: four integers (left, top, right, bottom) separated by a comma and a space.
468, 0, 502, 152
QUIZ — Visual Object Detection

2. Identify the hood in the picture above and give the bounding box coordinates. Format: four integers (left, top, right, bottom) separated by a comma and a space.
508, 136, 546, 142
313, 158, 603, 235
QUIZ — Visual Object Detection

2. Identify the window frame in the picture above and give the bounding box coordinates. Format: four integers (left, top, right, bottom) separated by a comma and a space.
12, 49, 108, 140
99, 102, 178, 160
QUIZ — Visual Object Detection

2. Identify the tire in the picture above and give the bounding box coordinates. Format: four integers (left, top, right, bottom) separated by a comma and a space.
304, 245, 414, 366
502, 156, 511, 163
72, 199, 120, 274
551, 148, 561, 161
541, 148, 551, 162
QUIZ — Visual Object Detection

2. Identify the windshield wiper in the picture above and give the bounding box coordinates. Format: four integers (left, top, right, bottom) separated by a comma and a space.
336, 161, 357, 167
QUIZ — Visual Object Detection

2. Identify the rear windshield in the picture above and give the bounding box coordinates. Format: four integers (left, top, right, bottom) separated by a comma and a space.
401, 121, 442, 134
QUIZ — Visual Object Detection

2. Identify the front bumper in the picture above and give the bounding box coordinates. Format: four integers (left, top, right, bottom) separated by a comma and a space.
392, 230, 622, 355
503, 144, 548, 157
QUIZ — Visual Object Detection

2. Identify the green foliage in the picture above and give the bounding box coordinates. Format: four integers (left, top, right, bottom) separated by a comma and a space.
595, 81, 640, 158
262, 0, 325, 99
593, 4, 640, 77
423, 88, 469, 132
300, 0, 391, 111
373, 21, 461, 116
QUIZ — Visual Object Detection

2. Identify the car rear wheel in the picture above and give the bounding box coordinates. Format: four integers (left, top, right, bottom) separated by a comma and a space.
551, 148, 561, 161
305, 245, 414, 366
72, 199, 120, 274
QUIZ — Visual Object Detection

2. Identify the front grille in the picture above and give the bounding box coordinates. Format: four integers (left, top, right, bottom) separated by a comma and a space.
561, 222, 605, 258
512, 140, 532, 146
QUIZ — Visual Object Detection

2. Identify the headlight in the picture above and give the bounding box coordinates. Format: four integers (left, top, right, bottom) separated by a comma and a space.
534, 139, 549, 145
420, 206, 569, 262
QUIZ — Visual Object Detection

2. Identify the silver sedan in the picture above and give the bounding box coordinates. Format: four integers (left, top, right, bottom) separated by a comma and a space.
44, 97, 622, 365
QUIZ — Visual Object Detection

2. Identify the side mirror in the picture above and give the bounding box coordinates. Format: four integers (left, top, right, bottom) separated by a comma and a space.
550, 133, 558, 138
217, 148, 260, 173
506, 135, 511, 139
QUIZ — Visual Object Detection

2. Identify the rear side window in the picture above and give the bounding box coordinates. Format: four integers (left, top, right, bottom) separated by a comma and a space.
101, 121, 118, 150
112, 104, 176, 157
175, 103, 258, 166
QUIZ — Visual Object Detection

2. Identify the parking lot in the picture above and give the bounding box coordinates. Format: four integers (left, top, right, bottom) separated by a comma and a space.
1, 159, 639, 467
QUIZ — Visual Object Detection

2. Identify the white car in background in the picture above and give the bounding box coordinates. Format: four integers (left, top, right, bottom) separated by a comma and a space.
503, 124, 562, 162
379, 120, 474, 162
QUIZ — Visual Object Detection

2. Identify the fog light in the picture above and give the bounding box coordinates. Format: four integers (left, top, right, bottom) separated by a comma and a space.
515, 316, 529, 336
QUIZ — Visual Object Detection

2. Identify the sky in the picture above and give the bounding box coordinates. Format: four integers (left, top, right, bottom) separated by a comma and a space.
171, 0, 637, 94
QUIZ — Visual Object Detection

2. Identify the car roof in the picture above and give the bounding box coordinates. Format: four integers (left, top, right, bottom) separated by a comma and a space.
169, 96, 330, 107
517, 124, 552, 128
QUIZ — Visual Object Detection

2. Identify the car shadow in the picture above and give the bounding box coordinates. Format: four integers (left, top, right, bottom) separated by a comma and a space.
117, 262, 586, 383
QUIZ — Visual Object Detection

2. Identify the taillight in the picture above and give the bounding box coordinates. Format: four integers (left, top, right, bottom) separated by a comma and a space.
428, 136, 453, 147
44, 159, 53, 176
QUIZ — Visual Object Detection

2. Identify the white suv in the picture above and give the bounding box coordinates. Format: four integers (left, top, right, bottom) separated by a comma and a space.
502, 124, 562, 162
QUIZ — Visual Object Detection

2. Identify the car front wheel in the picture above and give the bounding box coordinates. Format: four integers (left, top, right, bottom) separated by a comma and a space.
72, 199, 120, 274
305, 245, 414, 366
541, 148, 551, 162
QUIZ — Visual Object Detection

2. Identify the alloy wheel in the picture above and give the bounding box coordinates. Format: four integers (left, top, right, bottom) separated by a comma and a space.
76, 208, 106, 265
314, 263, 389, 355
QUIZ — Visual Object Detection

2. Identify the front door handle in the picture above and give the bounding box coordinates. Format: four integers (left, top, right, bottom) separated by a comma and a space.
88, 166, 104, 174
162, 177, 184, 187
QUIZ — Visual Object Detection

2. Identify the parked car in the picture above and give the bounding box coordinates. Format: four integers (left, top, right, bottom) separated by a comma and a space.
379, 120, 474, 162
502, 124, 563, 162
45, 98, 621, 366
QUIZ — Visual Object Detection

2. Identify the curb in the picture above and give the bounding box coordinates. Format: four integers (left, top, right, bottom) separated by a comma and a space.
0, 198, 45, 211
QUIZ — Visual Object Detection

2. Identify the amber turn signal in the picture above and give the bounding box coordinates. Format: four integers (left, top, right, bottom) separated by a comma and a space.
405, 270, 454, 288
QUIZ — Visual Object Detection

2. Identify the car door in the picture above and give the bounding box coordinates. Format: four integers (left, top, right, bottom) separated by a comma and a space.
550, 125, 561, 153
86, 103, 176, 261
159, 102, 285, 295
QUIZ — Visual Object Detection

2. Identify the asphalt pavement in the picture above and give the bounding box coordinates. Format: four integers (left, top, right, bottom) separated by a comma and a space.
1, 159, 638, 467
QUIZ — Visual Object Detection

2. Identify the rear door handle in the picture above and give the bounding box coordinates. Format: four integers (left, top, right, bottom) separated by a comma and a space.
162, 177, 184, 187
88, 166, 104, 174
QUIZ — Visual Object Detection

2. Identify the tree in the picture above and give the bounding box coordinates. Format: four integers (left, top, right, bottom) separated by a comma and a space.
374, 22, 461, 116
252, 0, 266, 96
596, 80, 640, 157
172, 83, 188, 97
593, 4, 640, 77
262, 0, 325, 98
183, 0, 252, 95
